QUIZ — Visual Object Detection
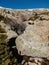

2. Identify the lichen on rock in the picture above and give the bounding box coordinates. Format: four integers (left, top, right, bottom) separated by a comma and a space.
15, 9, 49, 59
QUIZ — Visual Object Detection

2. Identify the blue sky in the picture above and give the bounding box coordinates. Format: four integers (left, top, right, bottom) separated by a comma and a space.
0, 0, 49, 9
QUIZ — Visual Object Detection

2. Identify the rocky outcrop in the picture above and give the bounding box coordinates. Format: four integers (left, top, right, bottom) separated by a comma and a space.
0, 8, 49, 65
16, 21, 49, 57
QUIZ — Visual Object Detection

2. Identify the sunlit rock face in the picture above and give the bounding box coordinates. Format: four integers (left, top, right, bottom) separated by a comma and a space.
16, 9, 49, 58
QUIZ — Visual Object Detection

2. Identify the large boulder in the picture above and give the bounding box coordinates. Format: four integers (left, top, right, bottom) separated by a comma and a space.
16, 16, 49, 58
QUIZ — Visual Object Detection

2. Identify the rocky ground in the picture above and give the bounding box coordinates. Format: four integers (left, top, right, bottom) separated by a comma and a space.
0, 8, 49, 65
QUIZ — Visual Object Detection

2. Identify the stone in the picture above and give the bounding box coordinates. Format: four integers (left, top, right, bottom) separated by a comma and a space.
28, 62, 37, 65
0, 22, 18, 43
16, 11, 49, 58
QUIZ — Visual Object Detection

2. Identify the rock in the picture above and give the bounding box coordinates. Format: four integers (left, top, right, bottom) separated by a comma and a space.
16, 12, 49, 58
0, 22, 18, 43
28, 62, 37, 65
0, 22, 7, 43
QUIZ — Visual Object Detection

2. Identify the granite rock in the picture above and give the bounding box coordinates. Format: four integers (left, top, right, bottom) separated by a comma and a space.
16, 9, 49, 58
